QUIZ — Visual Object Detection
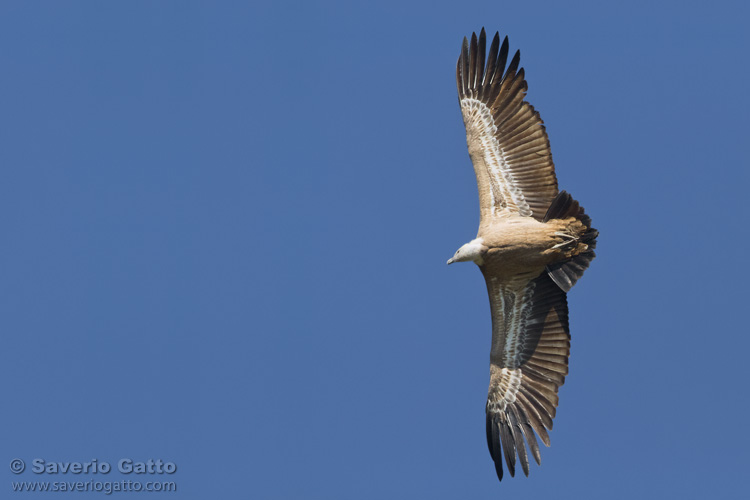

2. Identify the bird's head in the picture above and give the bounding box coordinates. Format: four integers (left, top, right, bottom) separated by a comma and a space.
447, 238, 486, 265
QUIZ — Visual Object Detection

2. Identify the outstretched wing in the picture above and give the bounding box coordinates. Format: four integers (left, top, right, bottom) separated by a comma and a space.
457, 29, 558, 226
480, 270, 570, 480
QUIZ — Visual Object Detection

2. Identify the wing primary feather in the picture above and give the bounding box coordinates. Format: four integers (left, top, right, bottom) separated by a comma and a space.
506, 49, 521, 80
476, 28, 486, 92
490, 57, 522, 114
494, 35, 510, 86
493, 74, 527, 125
461, 37, 469, 96
516, 404, 542, 465
499, 414, 516, 477
489, 414, 504, 480
483, 32, 500, 94
516, 392, 551, 447
456, 56, 464, 98
486, 412, 495, 460
522, 382, 558, 420
518, 387, 554, 437
485, 36, 509, 104
469, 33, 478, 94
508, 405, 530, 476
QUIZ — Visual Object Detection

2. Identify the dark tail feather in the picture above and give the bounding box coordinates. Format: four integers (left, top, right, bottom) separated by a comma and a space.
543, 191, 598, 292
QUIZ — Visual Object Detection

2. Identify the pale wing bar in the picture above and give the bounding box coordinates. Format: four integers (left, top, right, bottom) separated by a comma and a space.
457, 29, 559, 222
481, 271, 570, 480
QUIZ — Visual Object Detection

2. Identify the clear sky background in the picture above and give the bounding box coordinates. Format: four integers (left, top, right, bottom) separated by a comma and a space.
1, 1, 748, 498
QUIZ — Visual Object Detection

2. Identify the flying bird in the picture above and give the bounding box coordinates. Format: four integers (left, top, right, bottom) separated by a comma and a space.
448, 29, 598, 481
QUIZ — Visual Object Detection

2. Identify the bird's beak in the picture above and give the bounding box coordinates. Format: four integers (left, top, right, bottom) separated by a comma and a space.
447, 258, 454, 265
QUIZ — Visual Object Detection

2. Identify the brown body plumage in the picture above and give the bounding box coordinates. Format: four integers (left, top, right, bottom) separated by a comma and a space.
448, 29, 598, 482
477, 215, 590, 280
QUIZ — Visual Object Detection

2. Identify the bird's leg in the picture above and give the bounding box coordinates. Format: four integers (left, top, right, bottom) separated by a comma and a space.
552, 231, 578, 249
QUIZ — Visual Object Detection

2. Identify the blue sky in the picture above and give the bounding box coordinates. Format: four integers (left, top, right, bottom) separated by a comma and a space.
1, 1, 748, 498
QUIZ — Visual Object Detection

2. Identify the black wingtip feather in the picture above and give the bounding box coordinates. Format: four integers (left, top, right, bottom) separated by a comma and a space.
499, 36, 509, 77
469, 32, 478, 92
506, 49, 521, 79
457, 30, 528, 107
509, 406, 530, 476
476, 30, 486, 90
498, 416, 516, 477
460, 37, 469, 96
487, 414, 504, 481
483, 32, 499, 94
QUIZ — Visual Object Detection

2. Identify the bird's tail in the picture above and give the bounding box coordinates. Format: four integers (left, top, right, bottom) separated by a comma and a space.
543, 191, 598, 292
